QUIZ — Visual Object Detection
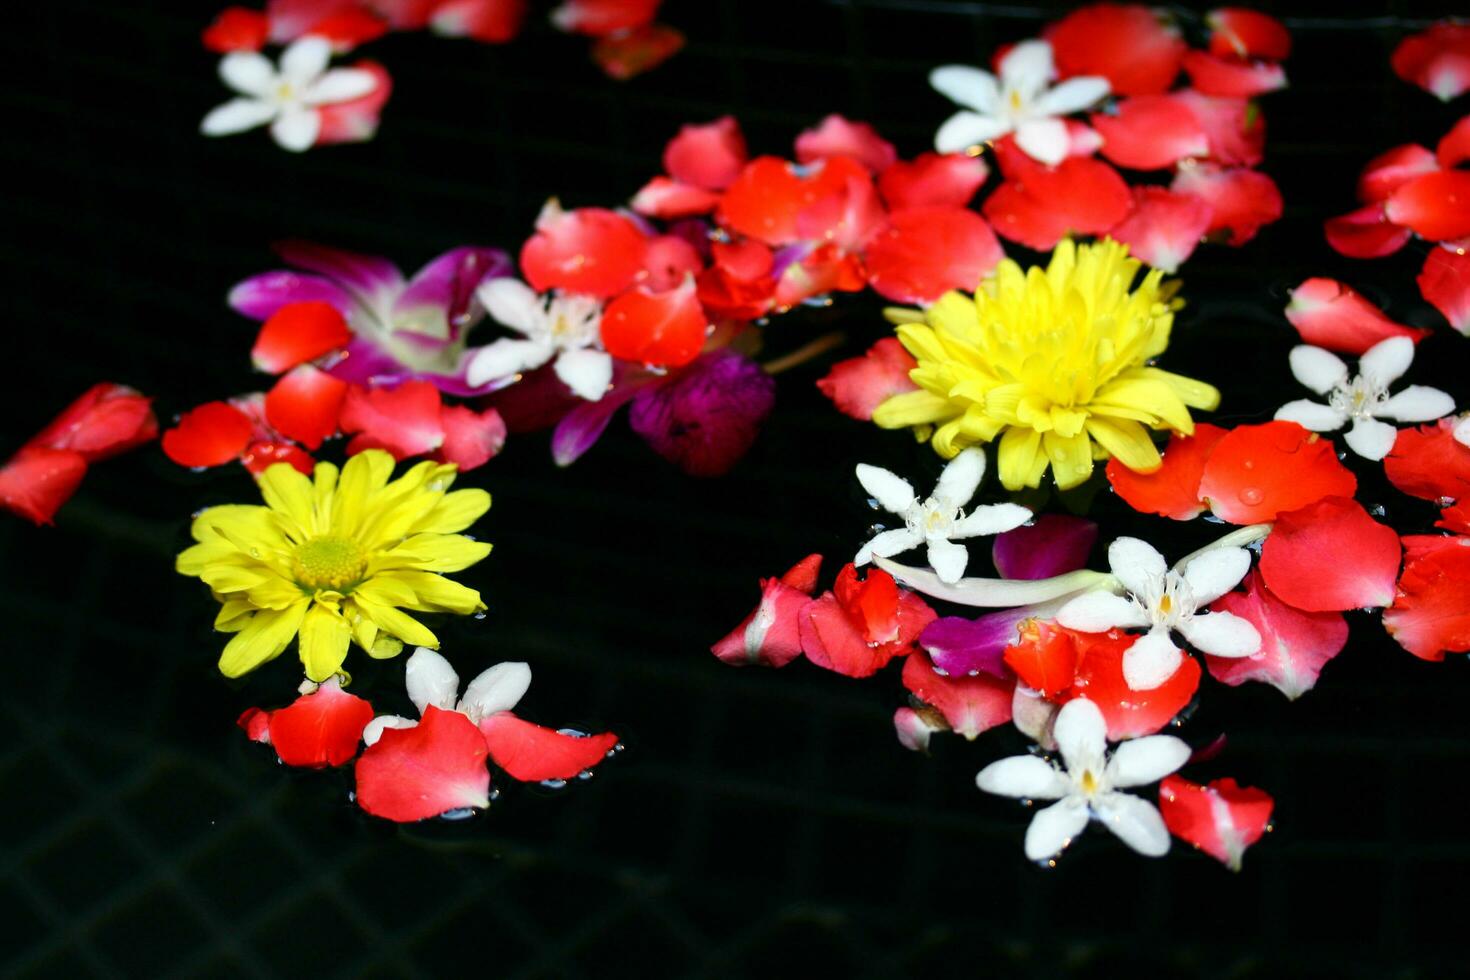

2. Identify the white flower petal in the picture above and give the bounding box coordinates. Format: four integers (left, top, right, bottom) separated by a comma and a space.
1359, 335, 1415, 388
553, 348, 613, 401
1024, 797, 1090, 862
926, 537, 970, 584
976, 755, 1069, 800
1179, 610, 1262, 658
1274, 398, 1348, 432
1032, 75, 1110, 116
855, 463, 917, 514
405, 647, 460, 715
303, 67, 378, 106
933, 447, 986, 510
362, 714, 416, 747
465, 337, 555, 388
280, 35, 332, 86
929, 65, 1001, 113
1093, 792, 1171, 856
270, 106, 321, 152
1013, 117, 1070, 166
1181, 546, 1252, 606
1288, 345, 1349, 395
218, 52, 276, 97
1056, 591, 1149, 632
855, 527, 923, 566
1456, 416, 1470, 447
200, 97, 278, 136
1052, 697, 1108, 775
999, 39, 1056, 102
458, 661, 532, 723
934, 111, 1012, 153
1376, 385, 1455, 423
1108, 537, 1167, 598
1343, 416, 1398, 461
1105, 735, 1190, 788
479, 278, 546, 336
950, 502, 1033, 540
1122, 629, 1183, 691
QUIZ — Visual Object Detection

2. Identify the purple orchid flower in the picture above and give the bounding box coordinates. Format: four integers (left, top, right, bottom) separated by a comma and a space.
919, 515, 1098, 678
228, 241, 513, 395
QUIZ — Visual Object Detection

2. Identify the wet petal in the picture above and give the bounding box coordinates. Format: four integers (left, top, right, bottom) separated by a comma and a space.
1108, 537, 1166, 597
1122, 629, 1183, 691
976, 755, 1069, 800
1094, 792, 1171, 856
1105, 734, 1190, 788
1182, 546, 1252, 605
1024, 798, 1091, 862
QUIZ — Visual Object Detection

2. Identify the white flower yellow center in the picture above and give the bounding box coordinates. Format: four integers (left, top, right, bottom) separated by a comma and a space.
1329, 375, 1387, 421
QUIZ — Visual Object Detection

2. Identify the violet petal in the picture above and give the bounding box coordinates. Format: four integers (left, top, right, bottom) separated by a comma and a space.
628, 350, 775, 477
273, 240, 405, 312
920, 609, 1029, 678
991, 513, 1098, 581
393, 246, 512, 344
227, 270, 356, 321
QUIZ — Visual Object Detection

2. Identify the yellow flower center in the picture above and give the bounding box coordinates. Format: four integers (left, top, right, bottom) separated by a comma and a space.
291, 536, 368, 592
1080, 769, 1099, 795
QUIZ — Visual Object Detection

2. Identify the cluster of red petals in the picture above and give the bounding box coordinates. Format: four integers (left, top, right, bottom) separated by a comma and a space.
0, 383, 157, 525
1384, 533, 1470, 662
1159, 774, 1274, 870
1391, 22, 1470, 102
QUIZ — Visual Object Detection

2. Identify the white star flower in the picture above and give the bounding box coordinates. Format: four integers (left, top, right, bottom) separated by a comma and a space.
465, 278, 613, 401
200, 36, 379, 152
977, 698, 1189, 862
1275, 337, 1455, 461
930, 39, 1110, 166
854, 448, 1033, 584
1056, 537, 1261, 691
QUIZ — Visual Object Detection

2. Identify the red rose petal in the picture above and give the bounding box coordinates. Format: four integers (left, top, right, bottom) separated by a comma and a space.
639, 234, 704, 292
0, 447, 88, 525
1323, 203, 1414, 259
520, 204, 649, 298
1206, 570, 1348, 699
794, 115, 897, 173
237, 707, 271, 744
663, 116, 747, 190
1066, 628, 1202, 739
983, 156, 1132, 251
600, 276, 708, 368
1181, 50, 1287, 98
711, 554, 822, 668
1418, 243, 1470, 333
1357, 143, 1440, 204
162, 401, 255, 468
1207, 8, 1291, 60
1384, 171, 1470, 242
794, 170, 886, 252
1173, 92, 1265, 167
1284, 277, 1430, 354
241, 440, 315, 477
264, 365, 347, 450
1107, 423, 1227, 520
354, 705, 491, 822
251, 300, 353, 375
338, 380, 446, 459
429, 0, 526, 43
1093, 95, 1209, 171
1440, 502, 1470, 535
1384, 418, 1470, 502
314, 60, 392, 146
1198, 421, 1356, 525
800, 566, 934, 677
878, 152, 989, 210
256, 679, 375, 768
1159, 775, 1274, 871
477, 713, 618, 782
432, 405, 506, 472
815, 337, 918, 422
717, 155, 869, 247
1439, 115, 1470, 169
1106, 186, 1212, 273
1391, 22, 1470, 102
1259, 496, 1401, 612
202, 7, 269, 52
1047, 3, 1186, 96
1171, 164, 1282, 246
552, 0, 659, 35
900, 651, 1013, 739
864, 206, 1003, 304
590, 22, 685, 80
28, 383, 157, 462
629, 176, 722, 219
1002, 619, 1078, 698
1383, 534, 1470, 661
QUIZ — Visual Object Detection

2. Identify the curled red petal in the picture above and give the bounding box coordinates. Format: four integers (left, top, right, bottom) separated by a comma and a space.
663, 116, 747, 190
520, 204, 649, 298
983, 156, 1132, 251
793, 115, 897, 173
241, 440, 315, 477
1284, 277, 1430, 354
1171, 164, 1281, 246
1357, 143, 1439, 204
1383, 534, 1470, 661
1173, 91, 1264, 168
591, 23, 685, 81
877, 152, 989, 211
1384, 418, 1470, 502
900, 651, 1013, 740
257, 679, 375, 768
1107, 423, 1227, 521
1391, 22, 1470, 102
712, 578, 814, 668
354, 705, 491, 822
264, 365, 347, 450
1384, 171, 1470, 242
1199, 422, 1356, 525
552, 0, 659, 35
237, 707, 271, 744
1207, 8, 1291, 60
0, 447, 88, 525
162, 401, 255, 468
1418, 244, 1470, 334
431, 405, 506, 472
1323, 203, 1413, 259
1159, 775, 1274, 871
864, 206, 1003, 304
429, 0, 526, 43
1259, 496, 1401, 612
1002, 618, 1078, 698
28, 383, 157, 462
477, 712, 618, 782
1065, 628, 1201, 739
1181, 50, 1287, 98
1047, 3, 1186, 96
816, 337, 918, 422
314, 60, 392, 146
1106, 186, 1212, 274
203, 7, 269, 52
630, 176, 722, 219
1440, 502, 1470, 535
338, 381, 446, 459
1093, 95, 1209, 171
1438, 115, 1470, 169
717, 156, 869, 247
600, 276, 708, 368
252, 300, 353, 375
1206, 569, 1348, 699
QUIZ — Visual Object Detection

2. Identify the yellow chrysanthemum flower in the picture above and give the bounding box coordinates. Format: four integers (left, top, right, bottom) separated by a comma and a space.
872, 238, 1220, 491
177, 450, 491, 682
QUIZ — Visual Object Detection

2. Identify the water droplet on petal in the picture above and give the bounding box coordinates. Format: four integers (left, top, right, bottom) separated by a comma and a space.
1238, 487, 1264, 506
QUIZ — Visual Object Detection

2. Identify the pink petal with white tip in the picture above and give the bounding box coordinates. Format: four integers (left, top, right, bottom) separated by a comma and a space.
1106, 187, 1212, 273
900, 650, 1013, 739
1206, 570, 1348, 699
1171, 164, 1281, 246
1418, 243, 1470, 334
794, 115, 897, 173
1284, 278, 1429, 354
711, 554, 823, 667
354, 705, 491, 822
1159, 775, 1274, 871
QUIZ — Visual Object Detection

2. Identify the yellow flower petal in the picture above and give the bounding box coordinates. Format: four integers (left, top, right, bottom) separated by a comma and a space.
997, 427, 1043, 490
214, 599, 255, 633
377, 570, 486, 615
1043, 431, 1094, 490
352, 593, 438, 649
1136, 366, 1221, 411
298, 602, 352, 682
333, 449, 396, 536
1093, 376, 1194, 431
873, 390, 955, 429
377, 534, 493, 573
1086, 416, 1162, 472
409, 488, 491, 536
258, 462, 318, 537
218, 600, 309, 678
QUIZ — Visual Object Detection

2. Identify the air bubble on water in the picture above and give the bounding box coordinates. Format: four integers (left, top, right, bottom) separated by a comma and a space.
557, 727, 588, 738
576, 769, 594, 781
348, 791, 356, 803
607, 743, 625, 757
473, 611, 488, 620
867, 522, 888, 535
1368, 503, 1387, 517
540, 778, 568, 790
440, 807, 477, 821
190, 466, 209, 474
489, 788, 502, 801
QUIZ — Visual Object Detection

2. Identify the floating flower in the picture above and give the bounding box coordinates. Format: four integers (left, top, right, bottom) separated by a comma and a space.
872, 238, 1220, 490
1158, 774, 1274, 871
930, 41, 1110, 165
853, 449, 1032, 583
176, 450, 490, 681
200, 36, 380, 151
976, 697, 1190, 862
465, 279, 611, 401
237, 676, 375, 768
1057, 537, 1260, 690
1274, 337, 1455, 460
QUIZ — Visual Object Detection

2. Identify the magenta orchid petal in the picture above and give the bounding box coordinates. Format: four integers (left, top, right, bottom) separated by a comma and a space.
392, 246, 513, 344
991, 514, 1099, 581
551, 381, 646, 467
628, 350, 776, 477
273, 240, 405, 312
227, 270, 357, 321
920, 608, 1029, 679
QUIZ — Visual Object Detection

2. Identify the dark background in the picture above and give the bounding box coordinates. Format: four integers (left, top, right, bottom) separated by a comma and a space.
3, 1, 1469, 977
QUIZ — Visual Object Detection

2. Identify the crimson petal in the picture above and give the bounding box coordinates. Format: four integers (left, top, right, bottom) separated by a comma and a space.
1198, 421, 1355, 525
1047, 3, 1186, 96
28, 383, 157, 462
1384, 418, 1470, 503
1284, 277, 1429, 354
1106, 187, 1212, 274
1159, 775, 1274, 871
1259, 496, 1401, 612
264, 365, 347, 450
432, 405, 506, 472
864, 206, 1003, 304
1093, 95, 1209, 171
162, 401, 255, 468
1206, 570, 1348, 699
900, 651, 1013, 739
477, 713, 618, 782
816, 337, 918, 422
250, 679, 375, 768
1383, 534, 1470, 661
338, 381, 446, 459
1107, 423, 1227, 521
355, 705, 491, 821
793, 115, 897, 173
0, 447, 88, 525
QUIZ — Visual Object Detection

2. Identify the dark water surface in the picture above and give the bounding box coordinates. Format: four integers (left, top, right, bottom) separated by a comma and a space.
3, 1, 1468, 977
